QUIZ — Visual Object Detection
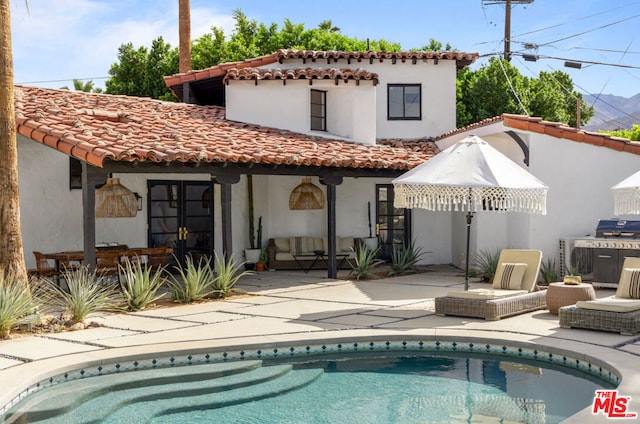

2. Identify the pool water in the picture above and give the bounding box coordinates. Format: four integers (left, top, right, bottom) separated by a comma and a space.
4, 351, 612, 423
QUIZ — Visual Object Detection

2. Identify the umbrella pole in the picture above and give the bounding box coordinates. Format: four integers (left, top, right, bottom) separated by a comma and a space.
465, 212, 474, 291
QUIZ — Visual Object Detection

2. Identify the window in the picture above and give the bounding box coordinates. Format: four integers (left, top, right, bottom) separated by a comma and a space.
310, 89, 326, 131
387, 84, 421, 120
69, 157, 82, 189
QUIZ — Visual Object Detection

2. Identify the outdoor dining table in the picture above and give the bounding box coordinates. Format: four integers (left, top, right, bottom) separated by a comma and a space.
41, 247, 167, 272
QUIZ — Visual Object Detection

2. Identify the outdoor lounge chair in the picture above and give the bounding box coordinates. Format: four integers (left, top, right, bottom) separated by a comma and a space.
559, 257, 640, 335
435, 249, 545, 320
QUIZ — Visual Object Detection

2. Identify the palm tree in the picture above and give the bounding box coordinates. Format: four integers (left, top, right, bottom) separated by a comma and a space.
0, 0, 28, 283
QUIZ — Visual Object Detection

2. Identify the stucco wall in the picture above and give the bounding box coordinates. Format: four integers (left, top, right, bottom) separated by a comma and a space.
225, 79, 377, 144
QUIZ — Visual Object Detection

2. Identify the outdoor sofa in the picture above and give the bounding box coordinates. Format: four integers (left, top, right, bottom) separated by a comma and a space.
435, 249, 545, 320
559, 257, 640, 335
267, 236, 360, 271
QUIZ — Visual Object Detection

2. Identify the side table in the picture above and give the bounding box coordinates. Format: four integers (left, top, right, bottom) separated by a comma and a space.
546, 282, 597, 315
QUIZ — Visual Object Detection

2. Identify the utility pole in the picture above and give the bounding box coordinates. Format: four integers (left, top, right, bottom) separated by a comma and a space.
483, 0, 534, 61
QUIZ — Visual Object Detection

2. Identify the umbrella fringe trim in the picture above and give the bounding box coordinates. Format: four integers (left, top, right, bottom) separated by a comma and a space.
394, 185, 547, 214
613, 190, 640, 215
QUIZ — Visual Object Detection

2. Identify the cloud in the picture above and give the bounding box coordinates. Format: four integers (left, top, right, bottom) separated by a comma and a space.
11, 0, 234, 88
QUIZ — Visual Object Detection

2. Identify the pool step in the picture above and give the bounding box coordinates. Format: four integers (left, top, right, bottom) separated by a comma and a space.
108, 368, 325, 423
5, 360, 264, 423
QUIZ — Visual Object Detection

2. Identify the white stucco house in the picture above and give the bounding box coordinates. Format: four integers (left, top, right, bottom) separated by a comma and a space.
15, 49, 640, 282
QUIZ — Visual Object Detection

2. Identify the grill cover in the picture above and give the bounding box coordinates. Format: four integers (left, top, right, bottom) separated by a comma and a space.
595, 219, 640, 238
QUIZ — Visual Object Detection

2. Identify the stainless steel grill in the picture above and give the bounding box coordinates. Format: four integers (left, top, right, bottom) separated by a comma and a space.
565, 220, 640, 287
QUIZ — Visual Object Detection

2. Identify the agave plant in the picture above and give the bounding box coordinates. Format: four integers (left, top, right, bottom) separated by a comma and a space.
540, 257, 559, 286
168, 255, 216, 303
0, 272, 42, 339
474, 248, 501, 282
45, 265, 121, 323
389, 240, 425, 276
349, 246, 384, 280
211, 252, 252, 299
119, 258, 167, 311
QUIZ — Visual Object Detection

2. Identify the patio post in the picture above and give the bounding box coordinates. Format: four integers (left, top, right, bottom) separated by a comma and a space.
81, 164, 108, 271
320, 175, 343, 279
213, 174, 239, 260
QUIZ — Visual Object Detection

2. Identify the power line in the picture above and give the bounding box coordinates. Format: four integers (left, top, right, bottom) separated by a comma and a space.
15, 76, 109, 85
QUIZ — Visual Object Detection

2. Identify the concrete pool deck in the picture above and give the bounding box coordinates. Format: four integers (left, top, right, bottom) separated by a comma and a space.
0, 265, 638, 422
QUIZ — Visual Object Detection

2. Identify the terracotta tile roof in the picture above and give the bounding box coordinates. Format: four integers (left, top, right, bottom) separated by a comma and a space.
431, 114, 640, 155
222, 67, 379, 85
14, 85, 438, 169
164, 49, 479, 89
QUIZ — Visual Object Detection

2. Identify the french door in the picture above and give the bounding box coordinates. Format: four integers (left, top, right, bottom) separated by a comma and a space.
376, 184, 412, 261
148, 180, 214, 267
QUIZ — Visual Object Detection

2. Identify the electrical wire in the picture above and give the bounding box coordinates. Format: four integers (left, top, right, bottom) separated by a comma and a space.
15, 76, 109, 85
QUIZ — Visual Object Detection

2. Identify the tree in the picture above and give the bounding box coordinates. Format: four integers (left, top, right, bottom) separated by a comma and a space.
602, 124, 640, 141
61, 79, 103, 93
457, 58, 594, 128
0, 0, 28, 282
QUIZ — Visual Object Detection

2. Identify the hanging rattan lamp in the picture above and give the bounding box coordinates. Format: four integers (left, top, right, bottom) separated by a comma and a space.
95, 178, 138, 218
289, 178, 325, 210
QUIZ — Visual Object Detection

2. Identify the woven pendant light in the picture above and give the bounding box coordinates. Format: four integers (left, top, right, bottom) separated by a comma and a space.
95, 178, 137, 218
289, 178, 325, 210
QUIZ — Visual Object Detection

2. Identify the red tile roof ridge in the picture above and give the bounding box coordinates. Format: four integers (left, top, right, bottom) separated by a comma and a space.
15, 85, 436, 170
222, 67, 379, 85
164, 49, 479, 88
430, 113, 638, 156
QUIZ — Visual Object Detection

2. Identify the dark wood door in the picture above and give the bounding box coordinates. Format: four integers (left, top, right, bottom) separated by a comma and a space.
148, 180, 214, 267
376, 184, 412, 261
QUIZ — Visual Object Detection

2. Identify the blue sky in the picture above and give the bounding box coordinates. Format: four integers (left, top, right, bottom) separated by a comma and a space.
10, 0, 640, 99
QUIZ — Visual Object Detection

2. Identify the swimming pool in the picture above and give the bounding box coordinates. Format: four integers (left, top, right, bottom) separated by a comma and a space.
2, 339, 618, 423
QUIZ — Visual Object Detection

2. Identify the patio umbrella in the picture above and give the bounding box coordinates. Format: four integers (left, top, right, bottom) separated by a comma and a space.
612, 170, 640, 215
392, 135, 548, 290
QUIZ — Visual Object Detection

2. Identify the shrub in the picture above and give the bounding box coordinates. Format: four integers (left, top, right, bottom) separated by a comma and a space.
169, 256, 216, 303
349, 246, 384, 280
211, 252, 252, 299
119, 258, 167, 311
389, 240, 425, 276
45, 266, 121, 322
540, 257, 558, 285
474, 248, 501, 282
0, 272, 42, 339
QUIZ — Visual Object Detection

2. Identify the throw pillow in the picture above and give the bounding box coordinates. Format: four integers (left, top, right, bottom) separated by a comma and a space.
274, 238, 290, 253
617, 268, 640, 299
492, 263, 528, 290
289, 236, 308, 255
338, 237, 355, 252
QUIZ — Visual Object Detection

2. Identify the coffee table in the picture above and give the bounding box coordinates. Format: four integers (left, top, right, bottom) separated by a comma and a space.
546, 282, 597, 314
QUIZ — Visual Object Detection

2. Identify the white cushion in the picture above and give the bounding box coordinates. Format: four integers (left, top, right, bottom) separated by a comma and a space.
576, 296, 640, 313
492, 263, 528, 290
616, 268, 640, 299
274, 238, 290, 253
338, 236, 355, 252
447, 289, 528, 300
289, 236, 308, 255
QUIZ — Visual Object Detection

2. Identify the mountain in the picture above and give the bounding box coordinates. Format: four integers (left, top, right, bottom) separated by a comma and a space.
583, 92, 640, 131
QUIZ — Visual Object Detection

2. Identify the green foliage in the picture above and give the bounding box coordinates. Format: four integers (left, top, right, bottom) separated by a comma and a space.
601, 124, 640, 141
61, 79, 103, 93
168, 256, 216, 303
45, 266, 120, 323
540, 257, 558, 285
457, 58, 594, 128
105, 9, 401, 100
349, 246, 384, 280
211, 252, 252, 298
118, 259, 167, 311
389, 241, 425, 276
0, 272, 41, 339
474, 248, 501, 282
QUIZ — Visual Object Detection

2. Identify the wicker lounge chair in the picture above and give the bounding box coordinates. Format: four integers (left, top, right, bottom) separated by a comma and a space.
435, 249, 545, 320
559, 257, 640, 335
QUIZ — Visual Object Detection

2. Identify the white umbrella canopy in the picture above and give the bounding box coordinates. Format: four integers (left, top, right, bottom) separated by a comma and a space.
393, 135, 548, 213
392, 135, 549, 289
612, 170, 640, 215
